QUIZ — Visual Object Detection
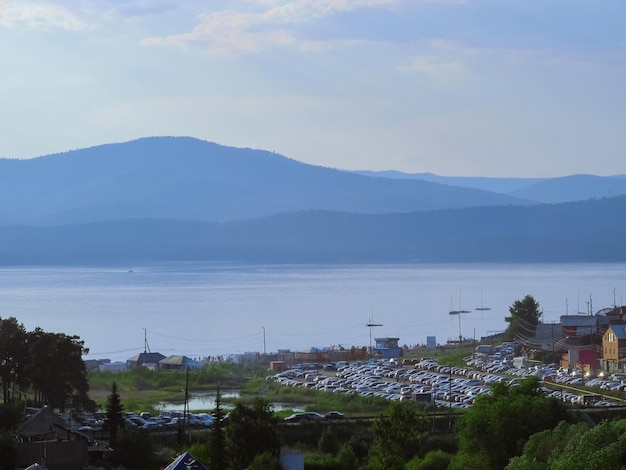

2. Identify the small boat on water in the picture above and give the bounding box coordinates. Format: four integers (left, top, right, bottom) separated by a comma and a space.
449, 290, 471, 315
475, 290, 491, 311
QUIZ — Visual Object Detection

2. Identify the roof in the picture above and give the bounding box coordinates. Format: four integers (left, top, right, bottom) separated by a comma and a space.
606, 324, 626, 340
534, 323, 563, 341
159, 355, 201, 368
127, 352, 166, 364
164, 452, 209, 470
560, 316, 598, 327
16, 406, 66, 438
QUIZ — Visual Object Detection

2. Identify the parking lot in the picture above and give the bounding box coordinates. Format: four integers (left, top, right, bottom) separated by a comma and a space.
267, 344, 624, 410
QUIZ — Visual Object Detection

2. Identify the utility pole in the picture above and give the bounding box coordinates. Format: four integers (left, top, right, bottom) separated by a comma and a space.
367, 306, 382, 356
448, 364, 452, 432
262, 326, 266, 355
183, 367, 190, 443
367, 320, 383, 356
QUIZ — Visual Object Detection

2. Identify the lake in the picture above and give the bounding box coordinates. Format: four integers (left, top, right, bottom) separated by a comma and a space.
0, 262, 624, 362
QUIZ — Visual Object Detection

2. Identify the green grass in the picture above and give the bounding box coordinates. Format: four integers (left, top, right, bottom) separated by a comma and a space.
403, 345, 476, 368
88, 362, 266, 412
241, 379, 389, 414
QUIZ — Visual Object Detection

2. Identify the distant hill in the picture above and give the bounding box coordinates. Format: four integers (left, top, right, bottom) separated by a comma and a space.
507, 174, 626, 203
2, 195, 625, 265
355, 170, 545, 194
356, 171, 626, 203
0, 137, 529, 226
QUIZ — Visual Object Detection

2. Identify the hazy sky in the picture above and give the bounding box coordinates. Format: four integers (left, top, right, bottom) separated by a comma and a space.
1, 0, 625, 177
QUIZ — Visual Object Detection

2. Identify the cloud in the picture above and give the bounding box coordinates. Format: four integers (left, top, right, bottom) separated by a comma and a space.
141, 0, 399, 55
0, 0, 86, 30
400, 55, 464, 78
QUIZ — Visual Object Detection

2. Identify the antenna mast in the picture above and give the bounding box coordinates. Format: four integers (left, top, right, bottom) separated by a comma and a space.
144, 328, 151, 354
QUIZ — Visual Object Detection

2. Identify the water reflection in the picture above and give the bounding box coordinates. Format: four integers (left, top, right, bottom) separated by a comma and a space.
158, 391, 303, 412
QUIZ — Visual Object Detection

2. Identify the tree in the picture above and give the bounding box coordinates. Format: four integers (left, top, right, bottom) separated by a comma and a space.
536, 419, 626, 470
105, 382, 125, 445
25, 329, 93, 412
111, 428, 160, 469
0, 404, 23, 431
406, 449, 453, 470
318, 426, 340, 455
208, 386, 227, 470
504, 295, 542, 341
366, 400, 429, 470
225, 398, 281, 469
0, 317, 28, 404
0, 431, 17, 470
452, 377, 568, 470
506, 421, 589, 470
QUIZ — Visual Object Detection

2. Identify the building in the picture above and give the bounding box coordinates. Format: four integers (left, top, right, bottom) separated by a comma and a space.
16, 407, 92, 470
126, 351, 166, 370
560, 315, 597, 338
373, 337, 402, 358
159, 355, 202, 370
602, 324, 626, 372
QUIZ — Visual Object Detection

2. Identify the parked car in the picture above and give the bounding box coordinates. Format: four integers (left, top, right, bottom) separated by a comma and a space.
127, 416, 160, 430
284, 412, 325, 422
163, 417, 183, 429
325, 411, 344, 419
195, 413, 215, 427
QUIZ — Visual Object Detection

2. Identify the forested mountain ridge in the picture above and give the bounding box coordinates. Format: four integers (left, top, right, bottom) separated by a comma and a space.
2, 136, 623, 265
356, 171, 626, 203
2, 195, 625, 265
0, 136, 529, 226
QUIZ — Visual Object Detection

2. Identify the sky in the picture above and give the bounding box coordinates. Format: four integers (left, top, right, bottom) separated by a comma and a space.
1, 0, 625, 177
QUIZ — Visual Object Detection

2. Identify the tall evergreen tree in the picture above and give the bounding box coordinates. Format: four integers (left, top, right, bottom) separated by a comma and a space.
208, 386, 227, 470
105, 382, 124, 445
504, 295, 542, 341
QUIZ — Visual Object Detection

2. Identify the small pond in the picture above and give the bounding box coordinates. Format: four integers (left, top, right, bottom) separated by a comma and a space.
158, 391, 304, 412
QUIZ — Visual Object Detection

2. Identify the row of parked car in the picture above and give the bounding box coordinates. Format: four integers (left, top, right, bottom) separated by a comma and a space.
464, 354, 623, 407
75, 411, 217, 432
269, 353, 623, 409
124, 411, 216, 430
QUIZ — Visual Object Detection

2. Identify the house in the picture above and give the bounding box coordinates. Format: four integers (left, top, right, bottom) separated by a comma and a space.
596, 306, 626, 335
126, 351, 166, 370
159, 355, 202, 370
165, 452, 209, 470
16, 407, 90, 470
602, 324, 626, 372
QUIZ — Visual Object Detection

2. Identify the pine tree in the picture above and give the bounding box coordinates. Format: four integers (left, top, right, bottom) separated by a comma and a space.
105, 382, 124, 445
209, 386, 227, 470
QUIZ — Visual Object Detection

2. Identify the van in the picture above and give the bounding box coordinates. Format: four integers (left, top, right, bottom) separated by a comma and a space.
578, 394, 602, 406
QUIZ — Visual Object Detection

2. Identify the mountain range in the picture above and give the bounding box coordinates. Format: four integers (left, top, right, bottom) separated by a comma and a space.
1, 136, 625, 265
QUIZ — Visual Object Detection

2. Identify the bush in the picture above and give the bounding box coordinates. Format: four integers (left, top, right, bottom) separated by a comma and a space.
405, 450, 453, 470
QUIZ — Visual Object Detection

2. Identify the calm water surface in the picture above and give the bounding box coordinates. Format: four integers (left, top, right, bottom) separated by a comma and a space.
157, 391, 301, 412
0, 263, 625, 361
